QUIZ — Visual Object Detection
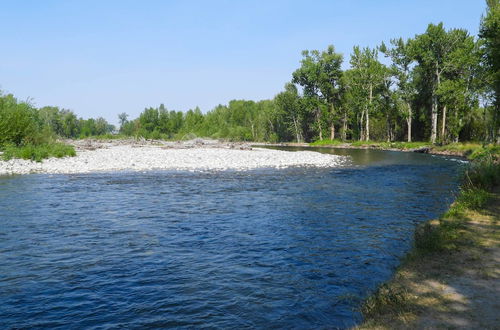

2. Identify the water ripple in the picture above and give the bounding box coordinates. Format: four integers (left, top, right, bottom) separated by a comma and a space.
0, 150, 462, 328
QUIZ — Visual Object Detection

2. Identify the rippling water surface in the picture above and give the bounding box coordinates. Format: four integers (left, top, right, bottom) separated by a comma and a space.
0, 149, 463, 328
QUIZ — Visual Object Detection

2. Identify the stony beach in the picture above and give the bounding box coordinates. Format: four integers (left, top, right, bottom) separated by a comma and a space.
0, 139, 347, 175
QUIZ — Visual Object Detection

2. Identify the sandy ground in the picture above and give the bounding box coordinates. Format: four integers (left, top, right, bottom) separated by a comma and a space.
0, 139, 348, 175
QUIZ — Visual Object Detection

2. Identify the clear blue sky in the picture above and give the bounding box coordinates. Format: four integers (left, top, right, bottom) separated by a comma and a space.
0, 0, 487, 125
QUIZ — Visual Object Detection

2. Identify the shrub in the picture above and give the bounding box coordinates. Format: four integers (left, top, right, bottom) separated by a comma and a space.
1, 143, 76, 162
0, 97, 38, 146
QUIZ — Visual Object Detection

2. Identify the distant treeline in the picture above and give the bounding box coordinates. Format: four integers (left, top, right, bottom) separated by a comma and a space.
1, 1, 498, 146
0, 93, 115, 147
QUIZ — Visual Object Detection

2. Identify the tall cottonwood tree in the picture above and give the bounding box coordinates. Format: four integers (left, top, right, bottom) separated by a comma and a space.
381, 38, 416, 142
292, 45, 343, 140
410, 23, 477, 143
348, 46, 386, 141
479, 0, 500, 142
436, 31, 479, 142
317, 46, 343, 139
275, 83, 304, 142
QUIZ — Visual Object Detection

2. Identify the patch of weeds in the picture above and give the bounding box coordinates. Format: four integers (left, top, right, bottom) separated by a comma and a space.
362, 283, 413, 318
456, 188, 490, 210
1, 143, 76, 162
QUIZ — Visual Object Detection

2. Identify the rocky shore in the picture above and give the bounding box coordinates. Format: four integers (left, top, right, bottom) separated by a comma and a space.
0, 139, 347, 175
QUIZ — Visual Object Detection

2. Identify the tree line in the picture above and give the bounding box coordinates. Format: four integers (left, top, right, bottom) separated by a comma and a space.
119, 2, 498, 144
0, 93, 115, 147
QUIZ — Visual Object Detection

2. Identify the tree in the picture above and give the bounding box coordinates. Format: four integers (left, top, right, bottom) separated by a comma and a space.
436, 32, 479, 142
381, 38, 416, 142
275, 83, 304, 142
479, 0, 500, 142
348, 46, 386, 141
60, 110, 79, 138
317, 46, 344, 139
139, 107, 159, 133
118, 112, 128, 131
292, 45, 343, 141
410, 23, 476, 143
0, 93, 37, 146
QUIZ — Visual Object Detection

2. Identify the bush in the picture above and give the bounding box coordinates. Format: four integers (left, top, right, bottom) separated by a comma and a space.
1, 143, 76, 162
456, 188, 491, 210
0, 97, 38, 147
464, 154, 500, 190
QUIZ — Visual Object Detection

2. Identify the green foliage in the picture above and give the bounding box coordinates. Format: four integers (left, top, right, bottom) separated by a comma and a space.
479, 0, 500, 143
1, 143, 76, 162
292, 45, 344, 141
464, 154, 500, 190
0, 94, 37, 146
0, 92, 81, 162
469, 144, 500, 160
309, 139, 344, 146
350, 140, 374, 147
456, 188, 491, 210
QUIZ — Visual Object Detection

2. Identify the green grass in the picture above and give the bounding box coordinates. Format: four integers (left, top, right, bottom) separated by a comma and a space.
432, 142, 499, 159
1, 143, 76, 162
309, 139, 344, 146
350, 140, 372, 147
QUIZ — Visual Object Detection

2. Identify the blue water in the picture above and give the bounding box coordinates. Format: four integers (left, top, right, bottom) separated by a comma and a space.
0, 149, 463, 328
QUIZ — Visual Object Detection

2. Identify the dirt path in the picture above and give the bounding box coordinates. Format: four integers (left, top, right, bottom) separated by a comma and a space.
358, 190, 499, 329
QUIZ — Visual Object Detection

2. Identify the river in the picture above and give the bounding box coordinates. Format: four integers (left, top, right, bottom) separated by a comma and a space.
0, 148, 464, 328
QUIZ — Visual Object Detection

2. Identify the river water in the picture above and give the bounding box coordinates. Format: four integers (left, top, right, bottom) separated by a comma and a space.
0, 148, 464, 328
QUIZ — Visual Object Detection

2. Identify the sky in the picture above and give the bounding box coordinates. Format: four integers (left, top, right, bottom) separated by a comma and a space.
0, 0, 488, 126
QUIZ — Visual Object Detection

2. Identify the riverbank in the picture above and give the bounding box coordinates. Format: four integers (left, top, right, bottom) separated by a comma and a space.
356, 159, 499, 329
0, 139, 346, 175
257, 140, 498, 160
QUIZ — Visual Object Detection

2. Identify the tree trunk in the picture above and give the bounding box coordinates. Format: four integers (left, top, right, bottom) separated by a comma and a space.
342, 111, 347, 141
330, 104, 335, 140
317, 108, 323, 141
360, 111, 365, 141
441, 105, 447, 143
366, 84, 372, 141
431, 67, 440, 144
407, 102, 412, 142
431, 100, 438, 144
386, 112, 391, 142
292, 116, 301, 143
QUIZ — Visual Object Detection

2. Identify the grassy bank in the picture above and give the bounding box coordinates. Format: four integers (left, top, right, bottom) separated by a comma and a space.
309, 140, 499, 160
357, 155, 500, 329
1, 143, 76, 162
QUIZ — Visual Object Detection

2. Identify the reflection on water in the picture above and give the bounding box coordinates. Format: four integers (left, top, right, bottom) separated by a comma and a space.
0, 149, 463, 328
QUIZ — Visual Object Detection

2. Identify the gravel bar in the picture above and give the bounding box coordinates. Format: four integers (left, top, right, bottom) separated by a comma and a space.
0, 143, 347, 175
